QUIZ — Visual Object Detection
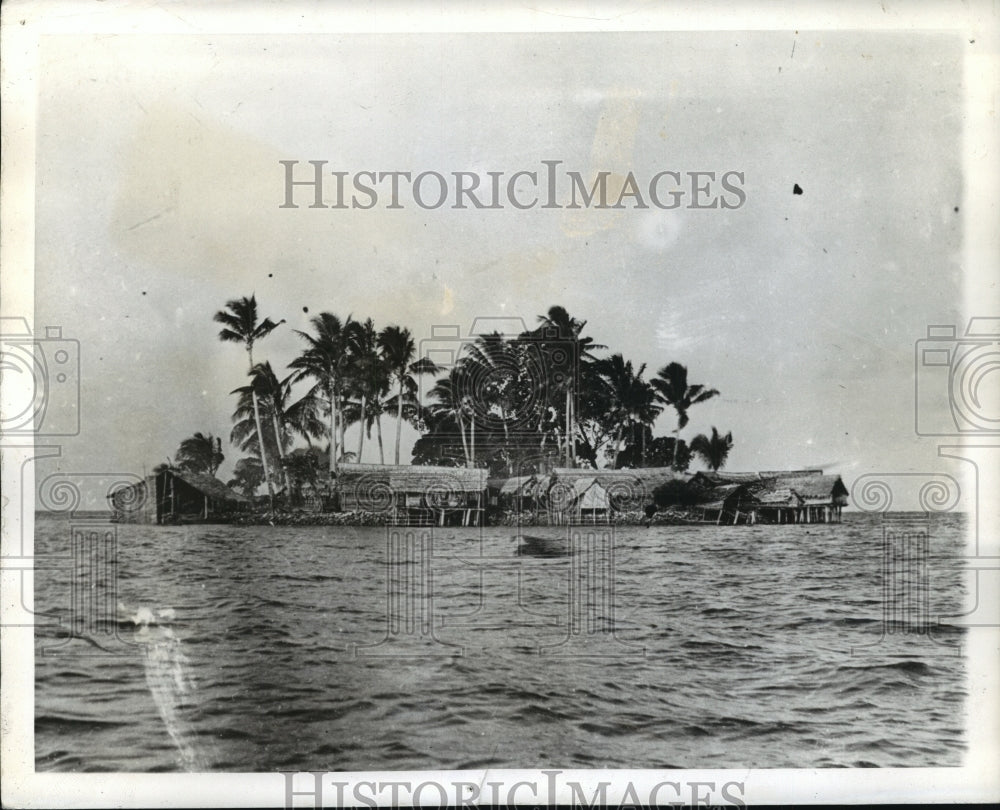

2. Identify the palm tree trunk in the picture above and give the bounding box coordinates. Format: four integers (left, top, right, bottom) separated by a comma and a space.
469, 413, 476, 468
356, 395, 366, 461
328, 387, 338, 476
456, 409, 469, 466
571, 392, 577, 465
338, 391, 347, 462
376, 415, 385, 464
612, 422, 625, 469
564, 389, 571, 467
270, 407, 292, 497
394, 377, 404, 465
247, 347, 274, 509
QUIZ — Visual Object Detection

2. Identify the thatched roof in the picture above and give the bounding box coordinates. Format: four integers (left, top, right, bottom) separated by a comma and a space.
746, 484, 801, 507
690, 470, 762, 485
745, 474, 848, 507
690, 482, 743, 509
167, 470, 248, 502
338, 462, 487, 492
551, 467, 683, 499
568, 476, 602, 497
488, 474, 536, 495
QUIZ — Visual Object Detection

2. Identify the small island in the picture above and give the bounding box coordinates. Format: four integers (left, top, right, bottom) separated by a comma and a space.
111, 296, 848, 527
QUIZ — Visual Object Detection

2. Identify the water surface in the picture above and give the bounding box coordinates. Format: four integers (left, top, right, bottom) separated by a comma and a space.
34, 512, 967, 771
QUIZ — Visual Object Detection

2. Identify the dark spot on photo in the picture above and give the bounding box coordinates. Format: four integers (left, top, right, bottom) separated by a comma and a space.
793, 183, 803, 195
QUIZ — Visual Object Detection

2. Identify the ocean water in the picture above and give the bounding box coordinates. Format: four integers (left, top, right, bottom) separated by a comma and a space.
34, 512, 967, 772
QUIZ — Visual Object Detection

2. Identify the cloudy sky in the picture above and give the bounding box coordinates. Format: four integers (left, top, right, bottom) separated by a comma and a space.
31, 29, 972, 502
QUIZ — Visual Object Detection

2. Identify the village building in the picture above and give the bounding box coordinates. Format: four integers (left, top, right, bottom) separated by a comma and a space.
337, 462, 488, 526
487, 473, 550, 513
682, 469, 849, 524
489, 467, 687, 523
741, 472, 849, 524
111, 469, 248, 524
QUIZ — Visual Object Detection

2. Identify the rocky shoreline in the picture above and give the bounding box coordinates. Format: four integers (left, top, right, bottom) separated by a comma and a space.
229, 507, 703, 527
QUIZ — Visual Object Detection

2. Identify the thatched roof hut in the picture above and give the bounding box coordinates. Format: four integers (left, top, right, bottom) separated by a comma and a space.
551, 467, 682, 509
111, 469, 247, 524
680, 469, 848, 525
487, 473, 552, 510
338, 462, 487, 526
745, 474, 848, 508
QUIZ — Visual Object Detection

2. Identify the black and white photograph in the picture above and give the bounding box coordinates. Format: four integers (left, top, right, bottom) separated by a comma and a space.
1, 1, 998, 806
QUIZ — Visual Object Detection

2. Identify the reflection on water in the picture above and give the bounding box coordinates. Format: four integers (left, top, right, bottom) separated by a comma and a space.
127, 607, 203, 771
35, 513, 967, 771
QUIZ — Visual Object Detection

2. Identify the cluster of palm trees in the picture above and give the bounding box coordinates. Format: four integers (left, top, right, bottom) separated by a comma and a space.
178, 296, 735, 503
213, 295, 440, 503
152, 432, 224, 477
403, 305, 733, 476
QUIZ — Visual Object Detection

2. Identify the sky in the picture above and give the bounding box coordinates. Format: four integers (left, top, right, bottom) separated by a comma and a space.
30, 30, 973, 506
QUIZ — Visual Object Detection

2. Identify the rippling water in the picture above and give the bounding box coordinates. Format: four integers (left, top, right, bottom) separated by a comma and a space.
34, 512, 967, 771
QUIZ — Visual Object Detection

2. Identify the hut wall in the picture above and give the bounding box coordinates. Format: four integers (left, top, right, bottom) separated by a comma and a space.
111, 476, 157, 524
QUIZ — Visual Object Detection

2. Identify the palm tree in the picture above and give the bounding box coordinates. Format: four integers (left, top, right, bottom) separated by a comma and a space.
651, 362, 719, 467
531, 306, 605, 467
460, 333, 543, 473
232, 362, 325, 496
228, 456, 265, 499
214, 295, 284, 506
289, 312, 354, 477
152, 459, 177, 475
690, 427, 733, 471
174, 432, 225, 476
629, 377, 662, 467
346, 317, 384, 463
594, 354, 660, 468
427, 366, 472, 467
378, 325, 440, 465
